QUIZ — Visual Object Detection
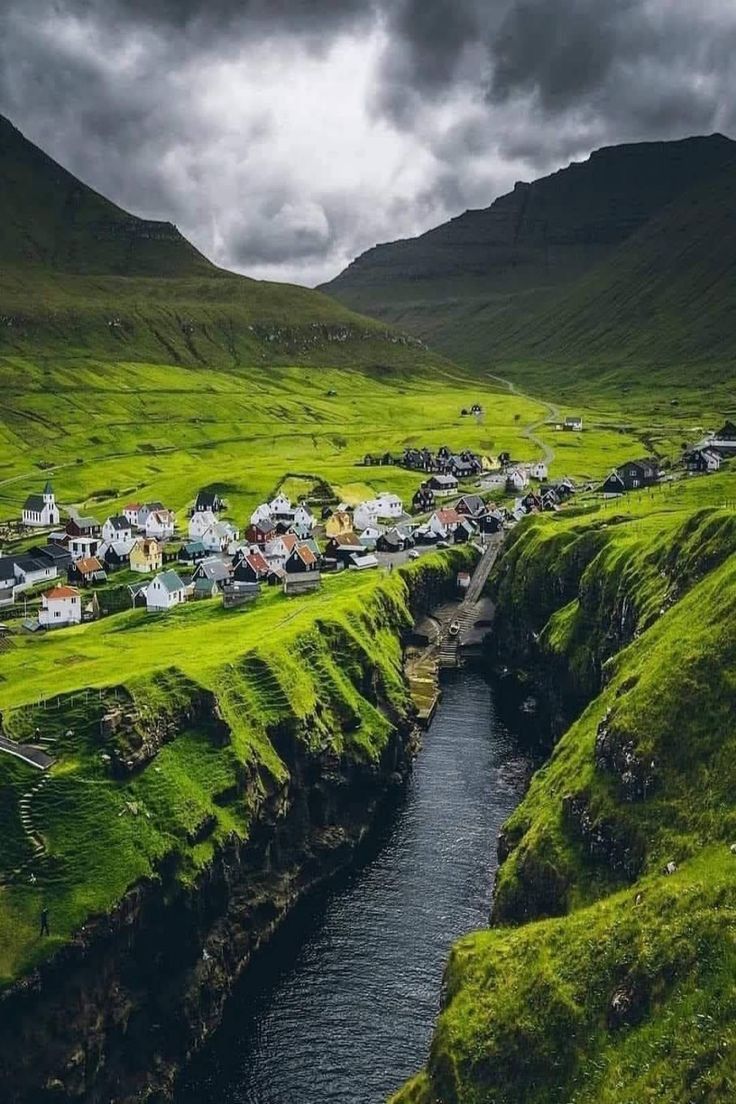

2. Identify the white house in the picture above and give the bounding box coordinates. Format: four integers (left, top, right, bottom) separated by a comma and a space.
145, 509, 176, 540
22, 482, 60, 528
69, 534, 100, 561
123, 502, 142, 527
264, 533, 298, 569
188, 509, 218, 541
563, 416, 583, 432
146, 569, 187, 612
354, 493, 404, 531
530, 462, 548, 481
353, 500, 379, 531
289, 518, 313, 541
293, 504, 315, 530
268, 492, 294, 520
39, 585, 82, 627
428, 508, 462, 538
250, 502, 273, 526
358, 525, 381, 550
13, 555, 58, 590
102, 515, 133, 544
506, 468, 529, 493
0, 558, 16, 606
201, 520, 239, 553
375, 492, 403, 518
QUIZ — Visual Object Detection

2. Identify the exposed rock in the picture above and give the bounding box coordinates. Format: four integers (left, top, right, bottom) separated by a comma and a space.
595, 711, 657, 801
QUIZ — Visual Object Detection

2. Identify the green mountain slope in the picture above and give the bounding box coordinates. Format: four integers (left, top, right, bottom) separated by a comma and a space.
393, 477, 736, 1103
475, 163, 736, 383
0, 114, 439, 373
322, 135, 736, 384
0, 113, 212, 277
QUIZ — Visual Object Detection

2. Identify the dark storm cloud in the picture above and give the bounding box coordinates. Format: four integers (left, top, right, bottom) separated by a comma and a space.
0, 0, 735, 282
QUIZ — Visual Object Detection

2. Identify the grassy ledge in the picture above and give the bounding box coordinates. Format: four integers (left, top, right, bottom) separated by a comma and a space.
392, 471, 736, 1103
0, 550, 470, 986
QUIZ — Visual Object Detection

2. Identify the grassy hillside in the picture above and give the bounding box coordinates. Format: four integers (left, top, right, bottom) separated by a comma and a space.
440, 164, 736, 391
322, 136, 736, 392
4, 356, 705, 532
0, 551, 471, 984
0, 112, 446, 374
392, 473, 736, 1102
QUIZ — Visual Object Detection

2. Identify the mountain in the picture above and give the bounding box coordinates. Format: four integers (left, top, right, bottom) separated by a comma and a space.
0, 113, 212, 277
480, 159, 736, 384
0, 114, 441, 373
322, 135, 736, 382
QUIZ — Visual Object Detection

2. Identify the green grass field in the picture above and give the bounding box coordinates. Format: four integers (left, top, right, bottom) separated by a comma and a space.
1, 355, 719, 530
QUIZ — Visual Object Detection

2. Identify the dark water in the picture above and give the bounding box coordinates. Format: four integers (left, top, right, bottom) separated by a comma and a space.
176, 671, 529, 1104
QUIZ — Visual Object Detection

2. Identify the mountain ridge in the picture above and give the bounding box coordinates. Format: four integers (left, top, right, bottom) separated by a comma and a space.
0, 113, 446, 374
321, 133, 736, 384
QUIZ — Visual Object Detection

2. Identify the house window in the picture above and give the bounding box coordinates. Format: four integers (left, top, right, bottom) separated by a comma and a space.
54, 610, 61, 618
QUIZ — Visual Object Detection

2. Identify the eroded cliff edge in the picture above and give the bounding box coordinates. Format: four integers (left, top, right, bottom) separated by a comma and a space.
393, 494, 736, 1104
0, 552, 471, 1104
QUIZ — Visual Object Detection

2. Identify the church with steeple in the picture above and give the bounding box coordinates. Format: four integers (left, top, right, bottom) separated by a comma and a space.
22, 480, 60, 528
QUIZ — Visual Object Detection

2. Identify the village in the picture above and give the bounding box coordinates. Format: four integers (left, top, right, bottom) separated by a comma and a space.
0, 418, 732, 638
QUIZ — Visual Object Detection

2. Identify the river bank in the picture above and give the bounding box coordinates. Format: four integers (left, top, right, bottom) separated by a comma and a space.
0, 553, 471, 1104
174, 670, 531, 1104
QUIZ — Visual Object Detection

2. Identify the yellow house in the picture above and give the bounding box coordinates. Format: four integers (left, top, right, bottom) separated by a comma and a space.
481, 454, 499, 472
130, 537, 163, 574
325, 509, 353, 538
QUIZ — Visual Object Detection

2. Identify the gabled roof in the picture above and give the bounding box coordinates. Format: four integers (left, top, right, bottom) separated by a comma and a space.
44, 585, 80, 600
193, 576, 218, 594
196, 557, 231, 582
434, 508, 461, 525
275, 533, 298, 553
74, 556, 105, 575
106, 514, 130, 530
457, 494, 485, 514
132, 537, 161, 554
244, 550, 269, 574
14, 555, 49, 574
100, 539, 136, 557
195, 490, 220, 509
148, 509, 175, 525
330, 531, 363, 548
153, 569, 185, 593
23, 494, 45, 512
429, 473, 458, 485
290, 543, 317, 567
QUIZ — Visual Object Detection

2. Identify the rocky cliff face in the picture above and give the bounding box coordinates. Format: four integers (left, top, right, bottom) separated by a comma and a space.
324, 135, 736, 295
0, 555, 466, 1104
391, 495, 736, 1104
0, 713, 413, 1104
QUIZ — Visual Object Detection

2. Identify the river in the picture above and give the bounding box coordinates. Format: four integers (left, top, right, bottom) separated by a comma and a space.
175, 670, 530, 1104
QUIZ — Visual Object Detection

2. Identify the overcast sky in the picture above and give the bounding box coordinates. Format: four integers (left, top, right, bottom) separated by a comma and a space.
1, 0, 735, 285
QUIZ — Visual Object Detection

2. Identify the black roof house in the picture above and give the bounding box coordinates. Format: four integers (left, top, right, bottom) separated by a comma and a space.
194, 490, 223, 513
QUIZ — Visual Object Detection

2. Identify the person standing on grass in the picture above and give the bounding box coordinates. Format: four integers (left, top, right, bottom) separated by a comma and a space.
39, 906, 50, 937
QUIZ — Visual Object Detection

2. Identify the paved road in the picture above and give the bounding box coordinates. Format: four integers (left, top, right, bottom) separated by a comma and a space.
488, 372, 560, 467
0, 734, 53, 770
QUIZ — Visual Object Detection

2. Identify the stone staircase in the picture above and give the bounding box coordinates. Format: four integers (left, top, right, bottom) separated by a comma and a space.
437, 540, 502, 668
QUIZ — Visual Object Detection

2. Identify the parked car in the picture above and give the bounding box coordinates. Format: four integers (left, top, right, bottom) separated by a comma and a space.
407, 549, 420, 560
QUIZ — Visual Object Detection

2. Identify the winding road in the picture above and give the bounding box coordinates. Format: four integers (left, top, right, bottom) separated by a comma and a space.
488, 372, 560, 467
